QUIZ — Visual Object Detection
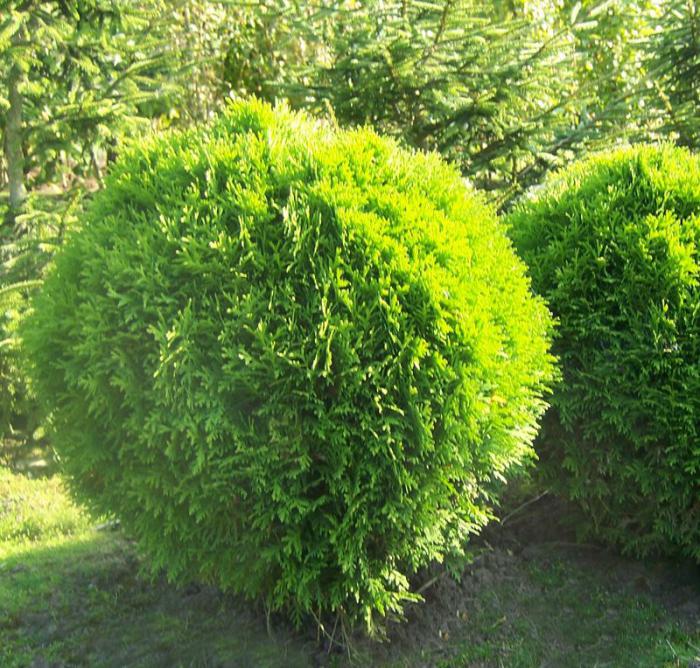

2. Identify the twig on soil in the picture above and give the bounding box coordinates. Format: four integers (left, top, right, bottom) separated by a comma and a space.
264, 601, 273, 638
309, 608, 346, 654
500, 490, 550, 526
327, 613, 340, 654
340, 612, 355, 663
666, 638, 678, 659
316, 606, 321, 645
415, 571, 446, 596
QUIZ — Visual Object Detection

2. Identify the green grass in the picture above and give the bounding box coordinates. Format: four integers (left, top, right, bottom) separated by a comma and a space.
430, 561, 698, 668
1, 466, 698, 667
0, 468, 89, 543
0, 467, 314, 667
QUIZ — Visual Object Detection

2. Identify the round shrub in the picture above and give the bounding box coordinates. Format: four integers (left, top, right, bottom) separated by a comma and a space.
508, 145, 700, 560
23, 99, 554, 628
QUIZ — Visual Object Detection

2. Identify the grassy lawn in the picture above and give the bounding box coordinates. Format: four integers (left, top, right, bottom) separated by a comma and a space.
425, 561, 699, 668
0, 469, 313, 667
1, 466, 698, 667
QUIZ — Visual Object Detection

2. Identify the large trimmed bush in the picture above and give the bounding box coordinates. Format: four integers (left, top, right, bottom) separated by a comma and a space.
508, 145, 700, 560
23, 100, 554, 629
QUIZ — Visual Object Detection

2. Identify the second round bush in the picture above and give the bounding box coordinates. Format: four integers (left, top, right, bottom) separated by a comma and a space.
509, 145, 700, 561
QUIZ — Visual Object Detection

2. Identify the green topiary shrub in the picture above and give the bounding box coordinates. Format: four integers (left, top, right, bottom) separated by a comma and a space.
508, 144, 700, 561
23, 99, 554, 630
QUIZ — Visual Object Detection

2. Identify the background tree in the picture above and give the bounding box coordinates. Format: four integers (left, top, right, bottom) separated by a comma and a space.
643, 0, 700, 147
0, 0, 176, 221
233, 0, 697, 206
0, 0, 175, 457
271, 0, 582, 204
2, 0, 699, 460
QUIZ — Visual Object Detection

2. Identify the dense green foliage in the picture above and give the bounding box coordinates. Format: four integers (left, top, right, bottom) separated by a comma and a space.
0, 194, 78, 446
23, 100, 554, 629
0, 283, 27, 441
4, 1, 698, 208
0, 283, 31, 443
0, 0, 176, 199
247, 0, 699, 205
269, 0, 581, 202
646, 0, 700, 147
0, 0, 192, 449
508, 145, 700, 560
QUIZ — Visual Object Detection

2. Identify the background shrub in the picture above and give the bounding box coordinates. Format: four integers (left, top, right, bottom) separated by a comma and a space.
508, 144, 700, 560
1, 194, 76, 463
23, 99, 554, 630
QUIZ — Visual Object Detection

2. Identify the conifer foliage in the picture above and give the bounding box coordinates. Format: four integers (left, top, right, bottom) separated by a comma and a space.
23, 100, 554, 629
509, 145, 700, 560
646, 0, 700, 147
278, 0, 580, 202
0, 0, 174, 212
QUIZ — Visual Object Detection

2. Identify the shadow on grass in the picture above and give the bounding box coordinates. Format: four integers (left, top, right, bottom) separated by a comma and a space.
0, 436, 58, 479
0, 530, 315, 668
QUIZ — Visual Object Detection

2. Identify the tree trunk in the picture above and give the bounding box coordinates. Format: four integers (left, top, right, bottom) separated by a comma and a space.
6, 63, 27, 214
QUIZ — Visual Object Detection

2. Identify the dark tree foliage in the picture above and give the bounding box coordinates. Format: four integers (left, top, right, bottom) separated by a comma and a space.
0, 0, 176, 202
0, 193, 78, 449
645, 0, 700, 148
274, 0, 581, 204
225, 0, 700, 206
0, 0, 174, 450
